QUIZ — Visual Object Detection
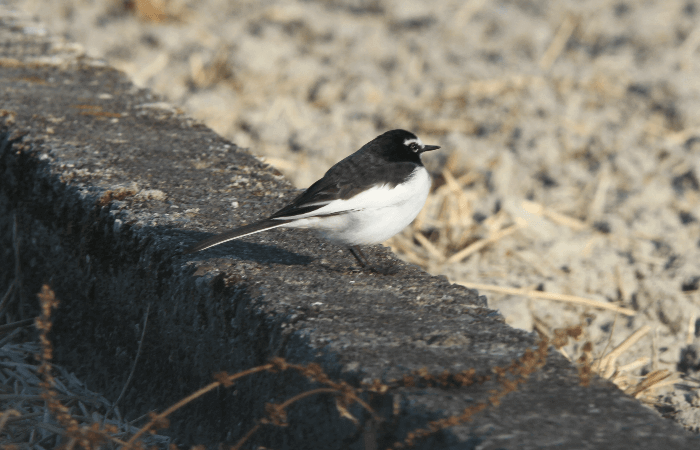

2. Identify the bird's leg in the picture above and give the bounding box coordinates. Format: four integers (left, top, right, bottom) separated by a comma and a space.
348, 245, 370, 268
348, 245, 398, 275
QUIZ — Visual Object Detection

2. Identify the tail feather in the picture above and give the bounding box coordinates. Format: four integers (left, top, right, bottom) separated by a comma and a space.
185, 219, 290, 254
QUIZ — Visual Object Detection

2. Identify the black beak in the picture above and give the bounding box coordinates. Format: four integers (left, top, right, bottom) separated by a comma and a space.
420, 145, 440, 153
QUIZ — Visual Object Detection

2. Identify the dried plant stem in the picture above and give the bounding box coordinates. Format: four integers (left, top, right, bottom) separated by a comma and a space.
0, 409, 21, 433
12, 213, 25, 315
456, 281, 636, 316
540, 14, 576, 70
593, 314, 618, 373
599, 325, 651, 378
391, 338, 550, 449
231, 423, 262, 450
413, 232, 443, 261
521, 200, 587, 230
0, 278, 14, 317
107, 304, 150, 422
688, 310, 697, 345
126, 363, 274, 445
626, 369, 672, 398
446, 222, 524, 264
636, 375, 681, 394
277, 387, 339, 411
0, 317, 34, 333
616, 357, 650, 373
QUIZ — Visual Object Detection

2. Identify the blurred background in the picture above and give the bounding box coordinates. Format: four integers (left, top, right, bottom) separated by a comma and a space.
17, 0, 700, 430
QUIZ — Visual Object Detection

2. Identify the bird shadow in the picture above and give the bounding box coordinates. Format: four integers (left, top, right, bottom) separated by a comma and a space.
182, 232, 313, 266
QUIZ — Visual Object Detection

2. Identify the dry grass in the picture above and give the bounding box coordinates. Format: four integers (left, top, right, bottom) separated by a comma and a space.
0, 287, 170, 449
122, 0, 189, 23
2, 285, 684, 448
544, 320, 688, 406
386, 161, 697, 398
388, 167, 639, 319
454, 281, 635, 316
0, 285, 609, 449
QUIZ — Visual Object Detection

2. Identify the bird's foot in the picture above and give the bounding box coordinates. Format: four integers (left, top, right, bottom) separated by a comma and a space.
367, 264, 399, 275
348, 246, 398, 275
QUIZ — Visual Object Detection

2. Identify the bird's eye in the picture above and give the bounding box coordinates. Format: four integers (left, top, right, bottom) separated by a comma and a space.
409, 143, 419, 151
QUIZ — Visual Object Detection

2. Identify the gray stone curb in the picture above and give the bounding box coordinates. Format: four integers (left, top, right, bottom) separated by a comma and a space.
0, 5, 697, 449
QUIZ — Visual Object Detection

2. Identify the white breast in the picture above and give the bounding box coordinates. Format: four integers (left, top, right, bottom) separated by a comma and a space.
280, 167, 431, 245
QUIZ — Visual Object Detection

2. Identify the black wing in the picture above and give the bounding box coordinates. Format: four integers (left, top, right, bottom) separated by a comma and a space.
270, 147, 420, 220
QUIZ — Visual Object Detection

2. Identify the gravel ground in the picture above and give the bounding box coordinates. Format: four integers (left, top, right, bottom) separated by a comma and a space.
12, 0, 700, 433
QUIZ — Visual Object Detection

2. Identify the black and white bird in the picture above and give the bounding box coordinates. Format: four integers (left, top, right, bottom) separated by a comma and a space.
185, 129, 440, 269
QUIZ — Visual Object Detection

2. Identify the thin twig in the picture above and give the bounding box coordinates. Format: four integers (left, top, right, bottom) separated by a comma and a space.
106, 304, 150, 422
616, 357, 650, 374
446, 222, 525, 264
0, 327, 23, 347
13, 213, 24, 315
679, 22, 700, 70
540, 15, 576, 71
688, 310, 697, 345
0, 317, 34, 333
599, 325, 651, 378
592, 314, 618, 373
126, 364, 274, 445
413, 232, 443, 262
626, 369, 672, 398
0, 278, 15, 317
456, 281, 636, 316
277, 387, 339, 411
0, 409, 21, 433
231, 423, 261, 450
521, 200, 587, 231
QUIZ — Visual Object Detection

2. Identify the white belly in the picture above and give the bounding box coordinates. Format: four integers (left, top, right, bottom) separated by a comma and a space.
281, 167, 431, 245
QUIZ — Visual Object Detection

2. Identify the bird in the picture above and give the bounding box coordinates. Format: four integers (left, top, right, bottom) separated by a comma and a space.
185, 129, 440, 270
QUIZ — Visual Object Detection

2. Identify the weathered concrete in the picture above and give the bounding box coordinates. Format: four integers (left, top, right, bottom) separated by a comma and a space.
0, 5, 697, 449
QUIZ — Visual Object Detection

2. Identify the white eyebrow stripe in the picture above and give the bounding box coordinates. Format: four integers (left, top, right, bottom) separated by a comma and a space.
403, 137, 424, 148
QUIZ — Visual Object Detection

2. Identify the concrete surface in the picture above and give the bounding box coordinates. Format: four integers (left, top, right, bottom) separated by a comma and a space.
0, 4, 698, 449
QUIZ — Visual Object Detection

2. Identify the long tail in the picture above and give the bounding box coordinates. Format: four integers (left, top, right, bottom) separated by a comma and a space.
184, 219, 290, 254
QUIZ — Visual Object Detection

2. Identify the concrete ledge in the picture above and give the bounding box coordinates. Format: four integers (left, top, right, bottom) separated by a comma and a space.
1, 6, 697, 449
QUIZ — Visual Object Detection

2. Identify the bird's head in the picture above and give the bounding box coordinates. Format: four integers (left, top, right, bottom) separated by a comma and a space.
376, 129, 440, 159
